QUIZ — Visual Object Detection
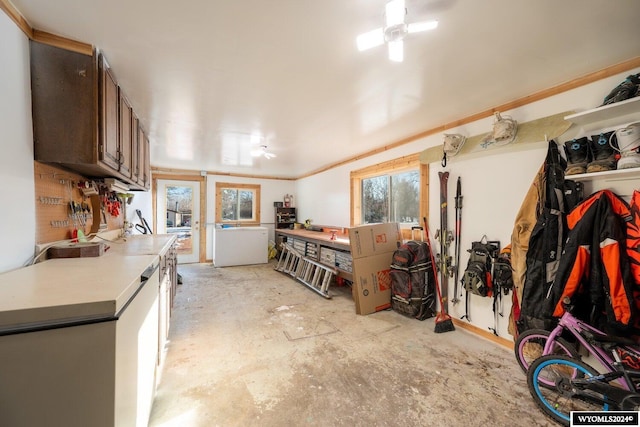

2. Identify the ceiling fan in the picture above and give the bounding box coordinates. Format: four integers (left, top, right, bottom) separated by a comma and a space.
250, 145, 276, 159
357, 0, 438, 62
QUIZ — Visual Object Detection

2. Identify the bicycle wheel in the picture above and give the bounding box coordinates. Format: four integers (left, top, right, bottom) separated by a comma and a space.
514, 328, 579, 373
527, 354, 608, 426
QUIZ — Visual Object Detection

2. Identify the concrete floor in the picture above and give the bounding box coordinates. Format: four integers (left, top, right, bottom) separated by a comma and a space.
148, 262, 554, 427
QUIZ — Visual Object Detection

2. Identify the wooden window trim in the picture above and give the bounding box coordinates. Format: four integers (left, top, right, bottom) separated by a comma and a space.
350, 153, 428, 235
215, 182, 261, 225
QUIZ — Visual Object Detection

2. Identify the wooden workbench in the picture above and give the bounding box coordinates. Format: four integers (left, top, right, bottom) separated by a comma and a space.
274, 228, 352, 281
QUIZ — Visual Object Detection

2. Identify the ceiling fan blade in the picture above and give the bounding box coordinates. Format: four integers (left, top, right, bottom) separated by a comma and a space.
357, 28, 384, 51
264, 152, 276, 159
388, 40, 403, 62
385, 0, 406, 27
407, 20, 439, 33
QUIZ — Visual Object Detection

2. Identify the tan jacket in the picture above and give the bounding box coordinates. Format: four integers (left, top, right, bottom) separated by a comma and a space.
508, 163, 545, 337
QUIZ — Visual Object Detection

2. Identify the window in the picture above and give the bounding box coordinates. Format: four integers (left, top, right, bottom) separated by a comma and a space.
361, 170, 420, 224
215, 182, 261, 225
351, 153, 428, 229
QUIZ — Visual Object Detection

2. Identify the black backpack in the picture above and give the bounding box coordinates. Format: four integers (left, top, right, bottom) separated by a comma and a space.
492, 246, 514, 296
462, 240, 500, 297
389, 240, 436, 320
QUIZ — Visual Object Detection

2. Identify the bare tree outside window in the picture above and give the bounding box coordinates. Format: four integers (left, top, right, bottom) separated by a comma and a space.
221, 189, 238, 220
221, 188, 255, 221
165, 185, 194, 254
362, 175, 388, 223
362, 170, 419, 224
391, 171, 420, 224
239, 190, 253, 220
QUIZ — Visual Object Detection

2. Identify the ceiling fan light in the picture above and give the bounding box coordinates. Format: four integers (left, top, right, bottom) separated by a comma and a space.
250, 146, 265, 157
388, 40, 403, 62
357, 28, 384, 51
385, 0, 406, 27
407, 20, 438, 33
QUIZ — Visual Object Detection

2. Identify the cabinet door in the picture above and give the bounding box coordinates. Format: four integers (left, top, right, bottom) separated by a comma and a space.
142, 132, 151, 190
132, 115, 140, 184
31, 42, 97, 165
119, 93, 133, 178
137, 125, 146, 186
99, 57, 120, 171
114, 269, 159, 427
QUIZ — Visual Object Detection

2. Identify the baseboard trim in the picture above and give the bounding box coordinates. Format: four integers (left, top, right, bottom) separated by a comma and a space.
451, 317, 514, 350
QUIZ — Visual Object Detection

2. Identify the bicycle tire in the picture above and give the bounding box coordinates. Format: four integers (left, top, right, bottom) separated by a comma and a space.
514, 328, 579, 373
527, 354, 607, 426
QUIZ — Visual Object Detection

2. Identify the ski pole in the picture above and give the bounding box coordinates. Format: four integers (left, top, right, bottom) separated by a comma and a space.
452, 177, 462, 305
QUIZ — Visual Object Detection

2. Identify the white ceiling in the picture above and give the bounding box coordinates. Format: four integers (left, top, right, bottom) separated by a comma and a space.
10, 0, 640, 178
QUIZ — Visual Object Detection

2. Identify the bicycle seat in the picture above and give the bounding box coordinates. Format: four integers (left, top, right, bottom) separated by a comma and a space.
583, 330, 637, 346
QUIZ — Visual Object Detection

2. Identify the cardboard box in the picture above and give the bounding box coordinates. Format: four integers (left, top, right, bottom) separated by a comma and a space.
351, 252, 395, 315
348, 223, 401, 259
348, 223, 401, 315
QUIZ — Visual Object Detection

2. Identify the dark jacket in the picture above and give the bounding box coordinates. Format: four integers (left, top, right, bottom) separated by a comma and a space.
628, 191, 640, 331
519, 140, 570, 331
546, 190, 636, 332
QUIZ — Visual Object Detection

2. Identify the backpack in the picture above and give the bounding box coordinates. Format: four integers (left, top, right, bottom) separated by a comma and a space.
462, 239, 500, 297
489, 245, 515, 335
493, 245, 514, 296
389, 240, 436, 320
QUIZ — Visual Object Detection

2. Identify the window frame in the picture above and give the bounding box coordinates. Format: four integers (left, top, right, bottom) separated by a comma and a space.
215, 182, 261, 225
350, 153, 428, 233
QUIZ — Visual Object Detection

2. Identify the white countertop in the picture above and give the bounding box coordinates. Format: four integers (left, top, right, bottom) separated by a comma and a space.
113, 234, 176, 256
0, 234, 176, 332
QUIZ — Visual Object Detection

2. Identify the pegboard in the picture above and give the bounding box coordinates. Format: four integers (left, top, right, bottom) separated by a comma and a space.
34, 162, 123, 244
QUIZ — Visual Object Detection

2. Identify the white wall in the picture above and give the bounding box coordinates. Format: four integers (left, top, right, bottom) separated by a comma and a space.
436, 68, 640, 337
0, 12, 36, 273
124, 190, 153, 234
297, 66, 640, 339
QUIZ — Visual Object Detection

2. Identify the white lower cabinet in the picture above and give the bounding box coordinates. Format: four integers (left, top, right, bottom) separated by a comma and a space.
0, 268, 160, 427
157, 271, 171, 373
115, 267, 160, 427
0, 320, 117, 426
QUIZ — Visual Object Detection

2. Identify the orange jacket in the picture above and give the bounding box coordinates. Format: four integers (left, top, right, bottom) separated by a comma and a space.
548, 190, 636, 331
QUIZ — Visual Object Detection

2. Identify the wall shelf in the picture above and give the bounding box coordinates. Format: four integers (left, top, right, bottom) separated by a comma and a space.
563, 96, 640, 196
275, 207, 296, 229
564, 96, 640, 130
568, 167, 640, 182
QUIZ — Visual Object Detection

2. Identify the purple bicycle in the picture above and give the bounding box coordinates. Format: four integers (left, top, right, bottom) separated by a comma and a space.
514, 298, 640, 425
514, 298, 639, 384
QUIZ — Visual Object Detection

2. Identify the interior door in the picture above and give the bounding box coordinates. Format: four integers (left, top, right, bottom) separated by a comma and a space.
156, 179, 200, 264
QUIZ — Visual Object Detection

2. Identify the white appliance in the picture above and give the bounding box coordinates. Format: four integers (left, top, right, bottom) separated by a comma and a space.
214, 226, 268, 267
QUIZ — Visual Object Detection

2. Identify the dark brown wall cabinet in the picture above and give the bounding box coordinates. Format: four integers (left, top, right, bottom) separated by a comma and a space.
30, 41, 150, 191
275, 207, 296, 229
